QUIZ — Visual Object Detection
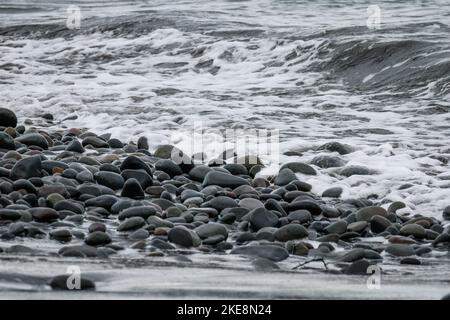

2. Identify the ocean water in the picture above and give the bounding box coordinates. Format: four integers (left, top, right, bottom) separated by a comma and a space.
1, 0, 449, 222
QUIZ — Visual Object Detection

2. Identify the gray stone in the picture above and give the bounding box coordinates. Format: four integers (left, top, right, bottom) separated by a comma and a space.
311, 155, 346, 168
195, 223, 228, 239
0, 107, 17, 127
117, 217, 146, 232
202, 171, 249, 188
274, 224, 308, 241
247, 207, 279, 231
168, 226, 201, 247
400, 224, 426, 239
274, 168, 297, 186
85, 231, 112, 246
385, 244, 415, 257
10, 155, 42, 180
356, 206, 388, 221
280, 162, 316, 175
15, 133, 49, 149
0, 132, 15, 150
231, 245, 289, 262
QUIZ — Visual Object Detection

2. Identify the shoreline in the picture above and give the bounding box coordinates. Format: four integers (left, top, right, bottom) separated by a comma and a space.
1, 108, 450, 298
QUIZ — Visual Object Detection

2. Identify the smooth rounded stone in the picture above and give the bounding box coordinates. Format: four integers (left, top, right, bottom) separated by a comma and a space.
202, 171, 249, 188
129, 228, 150, 241
121, 169, 153, 189
150, 238, 175, 250
76, 170, 94, 183
121, 178, 145, 199
221, 207, 249, 222
246, 207, 279, 231
344, 259, 372, 275
288, 200, 322, 215
317, 141, 352, 155
180, 189, 204, 202
155, 159, 183, 178
289, 180, 312, 192
0, 108, 17, 127
153, 144, 179, 159
8, 222, 26, 235
264, 199, 287, 216
183, 197, 203, 206
15, 133, 49, 149
443, 206, 450, 220
202, 234, 226, 245
85, 231, 112, 246
120, 155, 153, 175
400, 257, 421, 265
137, 136, 149, 150
388, 235, 417, 245
3, 150, 21, 161
339, 165, 375, 177
147, 216, 174, 228
356, 206, 388, 222
388, 201, 406, 213
231, 244, 289, 262
415, 246, 432, 256
370, 215, 392, 233
239, 198, 263, 210
274, 224, 308, 241
316, 233, 340, 243
168, 225, 201, 247
107, 138, 123, 148
46, 193, 65, 207
325, 220, 348, 235
311, 155, 346, 168
400, 223, 426, 239
223, 163, 247, 176
203, 196, 238, 212
287, 210, 312, 223
0, 132, 15, 150
88, 222, 106, 233
5, 245, 40, 254
322, 187, 343, 198
188, 165, 213, 182
81, 136, 109, 148
195, 223, 228, 239
13, 179, 37, 193
49, 228, 72, 242
433, 233, 450, 247
117, 217, 146, 232
341, 248, 365, 262
233, 185, 258, 197
49, 274, 95, 291
274, 168, 297, 186
54, 200, 84, 215
145, 186, 165, 196
85, 195, 119, 211
385, 244, 415, 257
38, 183, 68, 198
280, 162, 316, 175
118, 206, 156, 220
94, 171, 124, 190
251, 257, 279, 271
59, 244, 98, 257
256, 227, 277, 241
65, 139, 85, 153
286, 241, 310, 256
9, 155, 42, 180
29, 207, 59, 222
347, 221, 368, 233
321, 205, 341, 218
